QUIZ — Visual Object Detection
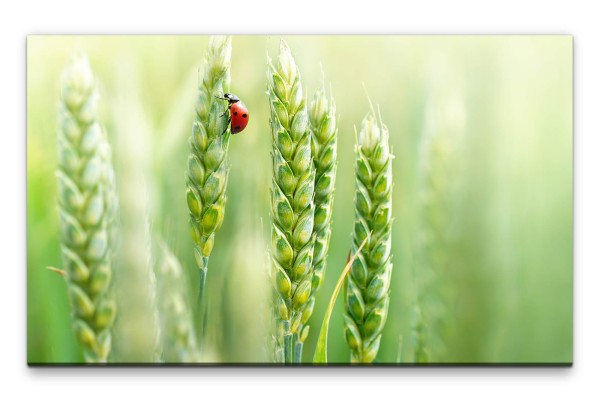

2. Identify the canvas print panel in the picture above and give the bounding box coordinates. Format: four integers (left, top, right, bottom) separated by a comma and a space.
27, 35, 572, 364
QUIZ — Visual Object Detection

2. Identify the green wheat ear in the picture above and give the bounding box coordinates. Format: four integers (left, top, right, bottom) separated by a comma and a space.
344, 108, 394, 363
294, 80, 338, 358
56, 55, 118, 363
268, 40, 316, 364
186, 35, 232, 335
412, 90, 467, 362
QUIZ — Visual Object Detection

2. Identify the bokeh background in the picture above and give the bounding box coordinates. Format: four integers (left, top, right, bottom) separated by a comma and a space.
27, 35, 572, 364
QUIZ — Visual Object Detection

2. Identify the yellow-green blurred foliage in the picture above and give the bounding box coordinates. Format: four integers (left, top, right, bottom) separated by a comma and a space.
27, 35, 572, 363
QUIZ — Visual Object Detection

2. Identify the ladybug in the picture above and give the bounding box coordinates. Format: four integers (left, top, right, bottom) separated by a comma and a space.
216, 92, 249, 134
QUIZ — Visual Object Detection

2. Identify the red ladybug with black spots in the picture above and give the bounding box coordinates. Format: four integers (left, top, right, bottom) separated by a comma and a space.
216, 93, 249, 134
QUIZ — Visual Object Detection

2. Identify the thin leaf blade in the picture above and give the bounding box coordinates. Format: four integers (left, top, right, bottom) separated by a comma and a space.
313, 232, 371, 363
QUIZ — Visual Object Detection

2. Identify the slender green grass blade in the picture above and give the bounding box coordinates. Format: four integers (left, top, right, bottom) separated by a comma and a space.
313, 232, 371, 364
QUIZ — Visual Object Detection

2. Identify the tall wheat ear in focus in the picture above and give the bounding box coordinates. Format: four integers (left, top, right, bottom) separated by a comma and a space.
186, 36, 232, 340
55, 55, 118, 363
344, 108, 394, 363
267, 40, 316, 364
294, 80, 338, 361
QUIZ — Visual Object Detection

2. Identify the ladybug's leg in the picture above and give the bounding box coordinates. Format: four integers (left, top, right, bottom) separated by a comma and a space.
219, 102, 231, 118
215, 94, 229, 116
214, 94, 232, 135
220, 113, 231, 136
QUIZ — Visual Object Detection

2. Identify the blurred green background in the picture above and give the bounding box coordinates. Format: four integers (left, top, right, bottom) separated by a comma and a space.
27, 35, 572, 364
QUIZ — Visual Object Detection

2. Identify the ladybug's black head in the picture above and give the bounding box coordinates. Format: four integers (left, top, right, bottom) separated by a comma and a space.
223, 93, 240, 104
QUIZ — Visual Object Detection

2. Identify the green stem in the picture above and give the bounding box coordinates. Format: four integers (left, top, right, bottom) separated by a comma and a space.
293, 336, 303, 364
283, 320, 293, 364
196, 257, 208, 353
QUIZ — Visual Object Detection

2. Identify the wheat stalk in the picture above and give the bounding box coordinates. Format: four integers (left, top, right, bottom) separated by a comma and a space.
56, 55, 117, 363
268, 40, 316, 364
412, 90, 466, 362
106, 59, 162, 362
344, 108, 393, 363
410, 304, 430, 362
293, 80, 338, 360
154, 239, 201, 363
186, 35, 232, 341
